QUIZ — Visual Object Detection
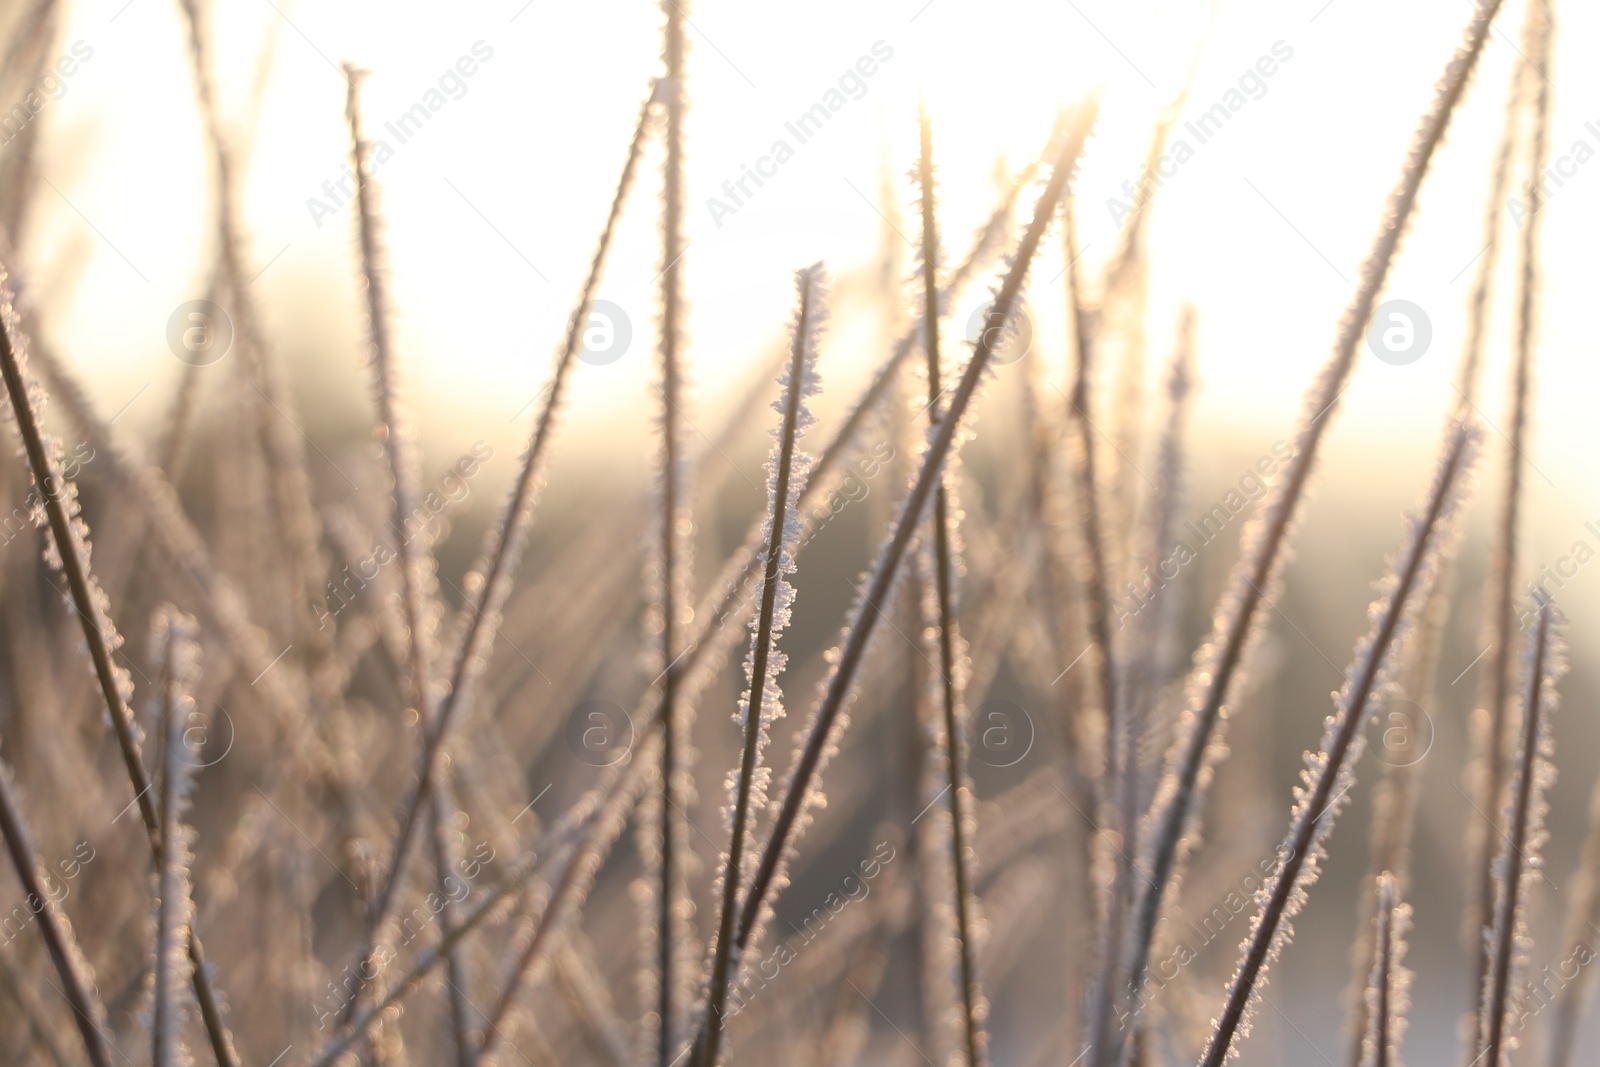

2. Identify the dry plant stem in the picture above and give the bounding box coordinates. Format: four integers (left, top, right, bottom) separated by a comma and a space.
363, 79, 657, 954
0, 758, 112, 1067
1125, 0, 1506, 1032
1111, 319, 1193, 1056
430, 787, 476, 1066
1469, 0, 1551, 1020
1197, 422, 1477, 1067
691, 268, 819, 1067
730, 103, 1096, 969
556, 938, 636, 1067
656, 0, 691, 1056
1479, 602, 1555, 1067
684, 163, 1029, 675
342, 68, 472, 1061
472, 242, 976, 1065
159, 14, 281, 483
345, 66, 434, 741
310, 844, 558, 1067
475, 736, 661, 1060
1064, 191, 1126, 1067
1097, 47, 1203, 558
1371, 886, 1394, 1067
175, 0, 325, 652
310, 768, 628, 1066
480, 152, 1040, 1059
1546, 777, 1600, 1067
1358, 873, 1408, 1067
0, 940, 75, 1067
1453, 26, 1524, 409
155, 619, 199, 1067
917, 106, 987, 1067
1121, 319, 1194, 803
11, 292, 304, 730
0, 276, 240, 1067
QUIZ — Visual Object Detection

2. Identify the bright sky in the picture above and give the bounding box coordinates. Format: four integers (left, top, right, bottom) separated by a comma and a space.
18, 0, 1600, 624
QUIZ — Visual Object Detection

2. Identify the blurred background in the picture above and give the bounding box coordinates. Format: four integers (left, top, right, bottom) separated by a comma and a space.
1, 0, 1597, 1064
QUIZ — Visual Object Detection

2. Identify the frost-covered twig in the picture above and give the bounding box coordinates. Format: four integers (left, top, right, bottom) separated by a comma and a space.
364, 76, 658, 962
1196, 419, 1480, 1067
0, 754, 112, 1067
153, 607, 202, 1067
1468, 0, 1553, 1012
1126, 0, 1508, 1036
1478, 597, 1563, 1067
0, 257, 240, 1067
691, 264, 825, 1067
916, 104, 988, 1067
1358, 873, 1412, 1067
728, 100, 1097, 986
652, 0, 694, 1054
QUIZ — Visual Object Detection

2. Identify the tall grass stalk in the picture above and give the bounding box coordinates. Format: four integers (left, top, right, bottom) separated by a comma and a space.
153, 607, 203, 1067
307, 757, 634, 1065
684, 164, 1031, 676
651, 0, 694, 1056
691, 263, 824, 1067
1124, 0, 1508, 1036
1468, 0, 1553, 1018
726, 101, 1096, 985
474, 736, 660, 1061
1478, 597, 1563, 1067
1064, 184, 1127, 1067
1344, 29, 1531, 1049
341, 67, 479, 1062
1197, 419, 1479, 1067
466, 169, 1039, 1050
1357, 872, 1412, 1067
175, 0, 327, 654
0, 262, 241, 1066
1546, 763, 1600, 1067
0, 937, 76, 1067
0, 754, 112, 1067
916, 105, 988, 1067
360, 77, 658, 963
472, 161, 1032, 1061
